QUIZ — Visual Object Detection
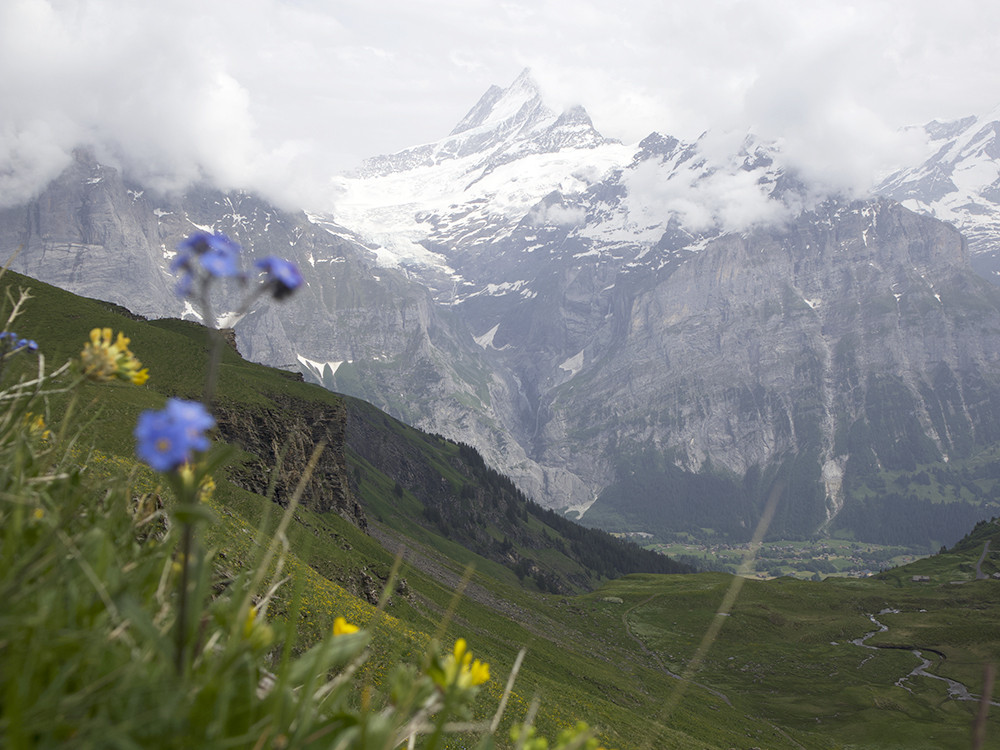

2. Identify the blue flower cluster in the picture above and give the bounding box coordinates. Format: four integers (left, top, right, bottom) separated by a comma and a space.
171, 231, 243, 297
134, 398, 215, 472
255, 256, 304, 300
0, 331, 39, 354
170, 230, 303, 301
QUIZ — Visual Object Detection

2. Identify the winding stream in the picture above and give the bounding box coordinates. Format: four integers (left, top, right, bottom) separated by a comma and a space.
850, 609, 1000, 707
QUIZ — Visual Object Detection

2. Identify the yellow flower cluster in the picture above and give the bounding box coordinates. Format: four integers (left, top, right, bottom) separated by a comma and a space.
80, 328, 149, 385
444, 638, 490, 688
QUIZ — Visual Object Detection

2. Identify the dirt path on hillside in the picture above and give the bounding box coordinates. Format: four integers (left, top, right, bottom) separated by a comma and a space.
369, 523, 531, 621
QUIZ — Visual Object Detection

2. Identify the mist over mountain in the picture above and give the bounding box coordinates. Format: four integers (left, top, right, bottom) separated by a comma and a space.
6, 70, 1000, 549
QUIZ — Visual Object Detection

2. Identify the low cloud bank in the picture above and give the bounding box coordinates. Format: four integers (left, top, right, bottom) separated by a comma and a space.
0, 0, 984, 217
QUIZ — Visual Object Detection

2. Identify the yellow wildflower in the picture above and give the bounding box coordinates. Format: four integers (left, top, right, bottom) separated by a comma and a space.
23, 413, 51, 441
445, 638, 490, 688
81, 327, 149, 385
333, 616, 359, 636
197, 473, 216, 503
243, 606, 260, 639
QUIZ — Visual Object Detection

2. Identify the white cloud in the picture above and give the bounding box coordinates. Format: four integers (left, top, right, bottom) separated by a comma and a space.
0, 0, 266, 203
623, 156, 797, 235
531, 203, 587, 228
2, 0, 1000, 210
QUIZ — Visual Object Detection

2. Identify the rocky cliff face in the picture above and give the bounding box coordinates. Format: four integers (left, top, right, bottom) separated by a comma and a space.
214, 393, 365, 528
540, 200, 1000, 536
560, 199, 974, 474
0, 150, 178, 317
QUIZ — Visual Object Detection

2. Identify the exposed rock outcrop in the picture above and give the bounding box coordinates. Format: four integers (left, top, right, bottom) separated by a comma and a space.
214, 394, 365, 530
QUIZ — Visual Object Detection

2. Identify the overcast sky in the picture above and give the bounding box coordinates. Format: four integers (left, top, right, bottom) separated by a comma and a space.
3, 0, 1000, 209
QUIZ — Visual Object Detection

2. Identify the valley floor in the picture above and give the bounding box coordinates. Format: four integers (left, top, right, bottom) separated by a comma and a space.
591, 567, 1000, 749
646, 536, 927, 579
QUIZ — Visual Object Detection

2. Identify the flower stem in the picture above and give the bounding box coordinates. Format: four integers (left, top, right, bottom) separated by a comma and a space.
175, 519, 194, 674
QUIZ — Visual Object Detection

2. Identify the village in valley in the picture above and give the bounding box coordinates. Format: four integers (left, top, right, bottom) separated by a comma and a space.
624, 534, 925, 579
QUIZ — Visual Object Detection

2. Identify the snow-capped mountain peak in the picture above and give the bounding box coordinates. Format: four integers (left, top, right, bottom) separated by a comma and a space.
324, 71, 632, 275
876, 110, 1000, 267
354, 69, 613, 180
449, 67, 550, 137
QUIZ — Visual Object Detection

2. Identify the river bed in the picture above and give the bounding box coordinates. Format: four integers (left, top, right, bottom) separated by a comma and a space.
845, 609, 999, 707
